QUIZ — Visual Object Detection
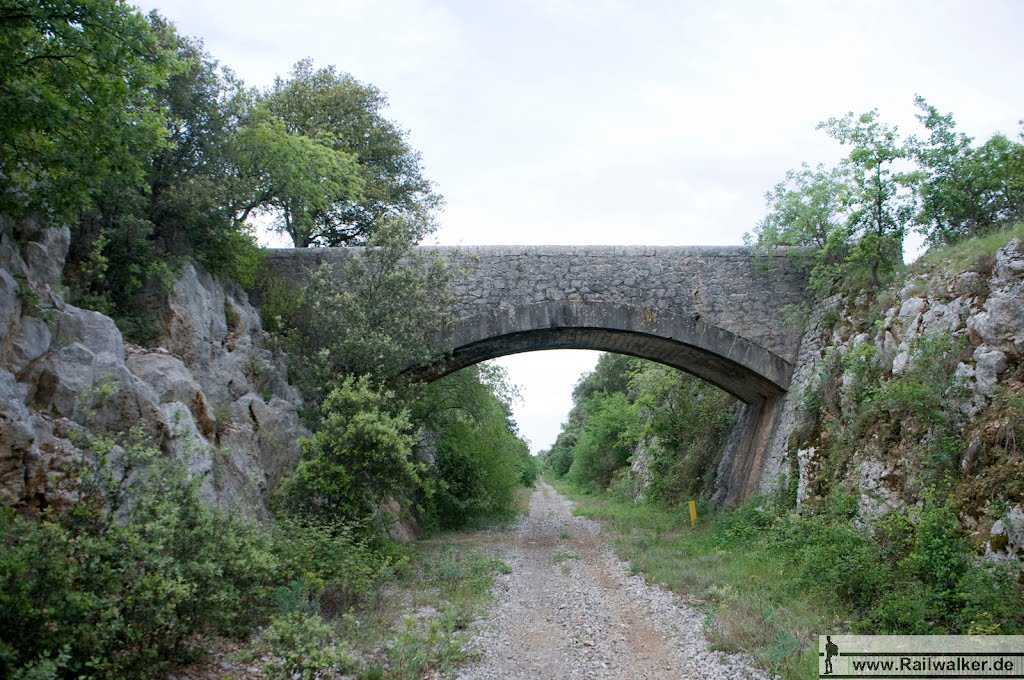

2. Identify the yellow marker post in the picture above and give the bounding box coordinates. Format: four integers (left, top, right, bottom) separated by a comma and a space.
688, 500, 698, 528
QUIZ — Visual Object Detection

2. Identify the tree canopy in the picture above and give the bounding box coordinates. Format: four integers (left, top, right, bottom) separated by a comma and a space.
259, 59, 443, 247
0, 2, 443, 338
0, 0, 171, 221
747, 99, 1024, 296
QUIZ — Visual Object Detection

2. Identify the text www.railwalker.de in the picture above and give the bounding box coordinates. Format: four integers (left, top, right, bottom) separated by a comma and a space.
819, 635, 1024, 678
849, 655, 1017, 674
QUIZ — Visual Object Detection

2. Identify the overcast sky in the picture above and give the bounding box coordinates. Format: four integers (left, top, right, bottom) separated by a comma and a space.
134, 0, 1024, 452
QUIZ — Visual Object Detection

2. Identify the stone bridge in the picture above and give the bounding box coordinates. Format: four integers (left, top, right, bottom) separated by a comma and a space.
262, 245, 810, 504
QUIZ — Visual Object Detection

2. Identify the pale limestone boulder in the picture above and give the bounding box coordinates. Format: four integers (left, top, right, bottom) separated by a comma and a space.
920, 298, 968, 336
1005, 505, 1024, 554
950, 270, 984, 298
898, 277, 928, 302
8, 316, 51, 375
240, 393, 308, 493
160, 264, 233, 404
973, 346, 1008, 398
23, 226, 70, 289
0, 269, 18, 341
52, 302, 126, 363
162, 401, 214, 485
855, 459, 903, 527
795, 446, 818, 510
127, 351, 216, 438
991, 238, 1024, 287
892, 345, 911, 375
629, 437, 656, 503
0, 369, 35, 505
968, 283, 1024, 357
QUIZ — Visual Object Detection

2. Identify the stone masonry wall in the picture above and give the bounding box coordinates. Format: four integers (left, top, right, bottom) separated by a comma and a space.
263, 245, 810, 367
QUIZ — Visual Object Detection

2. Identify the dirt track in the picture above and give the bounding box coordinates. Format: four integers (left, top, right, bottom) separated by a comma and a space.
455, 481, 770, 679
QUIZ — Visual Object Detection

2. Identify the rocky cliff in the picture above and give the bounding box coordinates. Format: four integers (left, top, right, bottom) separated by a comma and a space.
756, 237, 1024, 558
0, 217, 306, 517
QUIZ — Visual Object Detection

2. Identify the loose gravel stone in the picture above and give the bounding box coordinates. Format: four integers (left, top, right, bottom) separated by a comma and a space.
455, 481, 774, 680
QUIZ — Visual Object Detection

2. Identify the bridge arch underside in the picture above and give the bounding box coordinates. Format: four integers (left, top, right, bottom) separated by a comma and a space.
433, 303, 794, 404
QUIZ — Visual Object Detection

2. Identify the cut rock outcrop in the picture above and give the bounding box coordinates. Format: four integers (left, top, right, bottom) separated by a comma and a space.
1, 216, 306, 517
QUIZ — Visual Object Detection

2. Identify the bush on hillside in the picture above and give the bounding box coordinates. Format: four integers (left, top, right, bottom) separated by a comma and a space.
0, 433, 277, 679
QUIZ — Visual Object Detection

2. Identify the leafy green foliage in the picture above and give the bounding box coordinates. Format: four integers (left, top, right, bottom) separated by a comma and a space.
270, 515, 399, 616
543, 352, 635, 482
745, 163, 853, 296
48, 11, 262, 336
909, 96, 1024, 245
231, 111, 365, 248
4, 5, 442, 342
818, 110, 918, 288
0, 433, 278, 679
266, 220, 458, 410
543, 354, 738, 500
261, 59, 443, 246
748, 100, 1024, 297
629, 363, 738, 501
566, 392, 634, 490
414, 364, 533, 529
279, 376, 419, 524
0, 0, 172, 221
261, 612, 355, 679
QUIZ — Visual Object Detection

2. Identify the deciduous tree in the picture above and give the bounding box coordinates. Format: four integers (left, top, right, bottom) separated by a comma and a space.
909, 96, 1024, 245
818, 110, 917, 287
0, 0, 172, 220
260, 59, 443, 246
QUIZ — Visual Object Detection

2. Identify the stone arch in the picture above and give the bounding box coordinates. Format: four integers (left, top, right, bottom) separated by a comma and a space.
427, 301, 794, 404
260, 245, 810, 506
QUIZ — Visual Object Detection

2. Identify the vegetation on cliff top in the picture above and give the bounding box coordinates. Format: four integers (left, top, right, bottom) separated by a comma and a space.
747, 97, 1024, 297
1, 0, 441, 340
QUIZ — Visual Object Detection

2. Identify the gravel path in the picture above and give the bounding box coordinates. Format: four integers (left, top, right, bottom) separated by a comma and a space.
455, 481, 773, 680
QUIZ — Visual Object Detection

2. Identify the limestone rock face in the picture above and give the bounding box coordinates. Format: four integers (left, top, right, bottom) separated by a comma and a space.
762, 237, 1024, 539
969, 283, 1024, 357
0, 217, 306, 517
629, 437, 656, 503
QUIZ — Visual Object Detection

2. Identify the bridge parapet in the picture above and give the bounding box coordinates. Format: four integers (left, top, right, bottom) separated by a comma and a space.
263, 245, 809, 369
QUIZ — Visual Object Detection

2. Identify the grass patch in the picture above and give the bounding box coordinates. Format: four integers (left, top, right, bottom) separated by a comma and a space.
233, 540, 509, 679
350, 543, 508, 677
913, 221, 1024, 277
549, 475, 1024, 680
552, 550, 579, 564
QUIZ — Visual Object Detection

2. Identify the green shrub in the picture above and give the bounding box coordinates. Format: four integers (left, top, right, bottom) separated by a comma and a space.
262, 611, 355, 679
567, 392, 635, 491
414, 367, 529, 529
777, 514, 889, 612
278, 376, 419, 524
954, 562, 1024, 634
270, 516, 399, 617
519, 448, 540, 487
631, 364, 738, 503
0, 435, 278, 679
544, 444, 575, 478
